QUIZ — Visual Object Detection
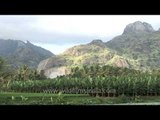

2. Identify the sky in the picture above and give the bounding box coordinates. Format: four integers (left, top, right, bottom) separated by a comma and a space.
0, 15, 160, 54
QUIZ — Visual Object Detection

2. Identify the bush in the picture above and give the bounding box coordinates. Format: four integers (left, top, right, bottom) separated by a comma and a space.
118, 94, 131, 103
132, 95, 143, 103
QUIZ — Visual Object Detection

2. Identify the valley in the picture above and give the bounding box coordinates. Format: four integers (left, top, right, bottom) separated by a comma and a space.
1, 20, 160, 105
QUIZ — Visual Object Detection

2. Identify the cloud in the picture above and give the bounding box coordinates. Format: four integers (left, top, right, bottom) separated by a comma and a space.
0, 16, 114, 45
1, 15, 160, 42
1, 15, 160, 54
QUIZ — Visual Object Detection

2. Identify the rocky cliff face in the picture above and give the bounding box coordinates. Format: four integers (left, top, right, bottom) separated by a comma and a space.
123, 21, 155, 34
37, 56, 70, 78
111, 56, 130, 68
42, 67, 70, 78
37, 56, 66, 71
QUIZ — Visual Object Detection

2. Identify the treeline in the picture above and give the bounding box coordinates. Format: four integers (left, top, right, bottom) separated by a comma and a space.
6, 64, 160, 97
13, 65, 46, 81
0, 57, 46, 90
70, 65, 143, 77
2, 56, 160, 97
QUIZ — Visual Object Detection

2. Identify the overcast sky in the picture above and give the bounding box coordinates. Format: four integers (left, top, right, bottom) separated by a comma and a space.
0, 15, 160, 54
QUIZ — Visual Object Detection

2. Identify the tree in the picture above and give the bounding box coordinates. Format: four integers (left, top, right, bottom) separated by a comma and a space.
0, 57, 15, 90
39, 70, 46, 80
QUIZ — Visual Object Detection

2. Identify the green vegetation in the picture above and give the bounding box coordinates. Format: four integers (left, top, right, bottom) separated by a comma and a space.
0, 92, 89, 105
106, 31, 160, 70
2, 21, 160, 105
0, 57, 15, 89
1, 57, 160, 99
1, 92, 160, 105
0, 58, 47, 92
2, 64, 160, 99
40, 40, 131, 73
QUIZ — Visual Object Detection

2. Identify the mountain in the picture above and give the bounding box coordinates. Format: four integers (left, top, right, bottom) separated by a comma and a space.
37, 39, 130, 78
38, 21, 160, 78
0, 39, 54, 68
37, 21, 160, 78
106, 21, 160, 70
123, 21, 155, 34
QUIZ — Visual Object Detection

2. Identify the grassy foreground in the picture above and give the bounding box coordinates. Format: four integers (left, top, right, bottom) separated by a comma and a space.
1, 92, 160, 105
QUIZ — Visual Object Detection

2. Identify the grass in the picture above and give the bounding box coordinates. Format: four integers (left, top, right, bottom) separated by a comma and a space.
140, 96, 160, 103
1, 92, 160, 105
0, 92, 88, 97
0, 92, 95, 105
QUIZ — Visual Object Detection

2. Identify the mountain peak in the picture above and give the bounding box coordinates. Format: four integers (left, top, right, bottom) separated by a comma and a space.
0, 39, 54, 68
90, 39, 104, 45
123, 21, 155, 34
26, 40, 32, 45
89, 39, 106, 47
26, 40, 30, 43
91, 39, 103, 43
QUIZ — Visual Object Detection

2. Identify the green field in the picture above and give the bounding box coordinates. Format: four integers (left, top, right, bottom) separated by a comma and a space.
1, 92, 160, 105
0, 92, 113, 105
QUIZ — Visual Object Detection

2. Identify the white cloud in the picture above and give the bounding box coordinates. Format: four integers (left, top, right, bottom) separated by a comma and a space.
33, 15, 160, 36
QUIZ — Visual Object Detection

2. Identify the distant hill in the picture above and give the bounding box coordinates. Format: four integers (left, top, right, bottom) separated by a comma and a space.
0, 39, 54, 68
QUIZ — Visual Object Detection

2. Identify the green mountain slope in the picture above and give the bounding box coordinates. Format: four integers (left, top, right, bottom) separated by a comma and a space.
37, 21, 160, 78
106, 21, 160, 70
37, 39, 131, 78
0, 39, 54, 68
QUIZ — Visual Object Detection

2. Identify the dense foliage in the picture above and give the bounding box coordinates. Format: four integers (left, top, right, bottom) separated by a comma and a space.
1, 57, 160, 97
4, 65, 160, 97
0, 57, 14, 86
0, 58, 46, 91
